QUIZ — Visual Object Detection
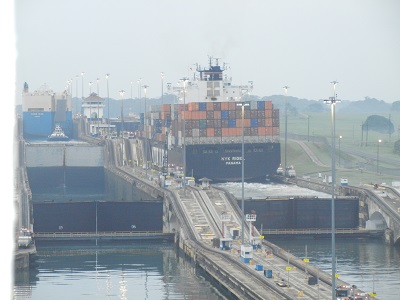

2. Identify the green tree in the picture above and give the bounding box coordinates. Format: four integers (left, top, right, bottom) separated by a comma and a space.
394, 140, 400, 155
391, 101, 400, 112
362, 115, 394, 134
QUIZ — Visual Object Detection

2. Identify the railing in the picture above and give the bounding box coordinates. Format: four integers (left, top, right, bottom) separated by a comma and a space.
261, 228, 384, 235
34, 231, 172, 239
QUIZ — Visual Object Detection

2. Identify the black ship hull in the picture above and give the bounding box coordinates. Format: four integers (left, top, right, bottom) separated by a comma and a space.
165, 142, 281, 182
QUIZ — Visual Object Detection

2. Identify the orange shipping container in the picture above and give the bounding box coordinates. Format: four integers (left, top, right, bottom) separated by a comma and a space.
265, 101, 273, 110
221, 102, 229, 110
207, 128, 214, 137
221, 128, 230, 136
265, 109, 273, 118
214, 111, 221, 119
207, 102, 214, 110
228, 102, 236, 110
258, 127, 266, 135
162, 104, 171, 112
265, 118, 273, 127
228, 128, 238, 136
199, 111, 207, 119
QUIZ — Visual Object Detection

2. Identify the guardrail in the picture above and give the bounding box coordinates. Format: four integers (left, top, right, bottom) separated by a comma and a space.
262, 228, 384, 235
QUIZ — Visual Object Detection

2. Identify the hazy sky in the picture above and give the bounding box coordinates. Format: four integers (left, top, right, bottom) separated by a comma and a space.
13, 0, 400, 104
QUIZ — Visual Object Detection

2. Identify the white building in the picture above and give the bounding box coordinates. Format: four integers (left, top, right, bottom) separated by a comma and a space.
81, 92, 105, 120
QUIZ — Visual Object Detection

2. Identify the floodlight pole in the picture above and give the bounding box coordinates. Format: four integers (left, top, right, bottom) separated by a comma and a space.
237, 102, 249, 244
324, 81, 340, 300
283, 86, 289, 176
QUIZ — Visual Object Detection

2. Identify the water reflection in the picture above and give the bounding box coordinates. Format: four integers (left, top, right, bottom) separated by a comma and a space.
14, 241, 230, 300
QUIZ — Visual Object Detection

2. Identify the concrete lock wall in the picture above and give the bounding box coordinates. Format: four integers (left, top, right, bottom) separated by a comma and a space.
25, 145, 104, 167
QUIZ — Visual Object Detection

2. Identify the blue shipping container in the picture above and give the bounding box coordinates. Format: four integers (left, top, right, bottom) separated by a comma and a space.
221, 110, 229, 119
228, 119, 236, 128
199, 102, 207, 111
251, 118, 258, 127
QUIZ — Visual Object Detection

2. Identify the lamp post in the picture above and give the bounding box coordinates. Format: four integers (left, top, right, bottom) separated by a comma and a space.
89, 81, 93, 121
377, 139, 382, 174
181, 78, 188, 195
96, 78, 100, 131
237, 102, 249, 245
106, 74, 110, 134
283, 86, 289, 176
338, 135, 342, 167
75, 75, 79, 114
161, 72, 164, 106
143, 84, 149, 177
119, 90, 125, 165
324, 80, 340, 300
81, 71, 85, 101
137, 78, 142, 115
130, 81, 133, 100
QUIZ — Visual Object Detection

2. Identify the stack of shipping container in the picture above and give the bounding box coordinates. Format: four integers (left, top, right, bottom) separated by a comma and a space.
141, 100, 280, 146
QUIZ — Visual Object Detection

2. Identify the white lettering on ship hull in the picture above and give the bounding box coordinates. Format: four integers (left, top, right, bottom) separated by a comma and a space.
221, 156, 242, 165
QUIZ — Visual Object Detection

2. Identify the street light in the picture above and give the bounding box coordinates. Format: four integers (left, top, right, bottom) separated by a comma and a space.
237, 102, 249, 245
119, 90, 125, 165
161, 72, 164, 106
75, 75, 79, 114
377, 139, 382, 174
324, 80, 340, 300
137, 78, 142, 114
106, 74, 110, 134
181, 78, 188, 195
283, 86, 289, 176
89, 81, 93, 120
143, 84, 149, 177
130, 81, 133, 100
96, 78, 100, 129
81, 71, 85, 101
338, 135, 342, 167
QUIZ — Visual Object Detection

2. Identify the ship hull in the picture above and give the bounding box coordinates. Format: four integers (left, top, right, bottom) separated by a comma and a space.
23, 111, 73, 139
163, 142, 280, 182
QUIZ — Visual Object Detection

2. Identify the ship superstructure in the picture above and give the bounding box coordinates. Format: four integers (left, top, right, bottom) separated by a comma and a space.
139, 57, 281, 182
22, 82, 73, 139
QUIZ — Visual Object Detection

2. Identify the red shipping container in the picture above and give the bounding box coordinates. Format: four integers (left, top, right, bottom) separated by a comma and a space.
228, 102, 236, 110
207, 102, 214, 110
221, 102, 229, 110
214, 111, 221, 119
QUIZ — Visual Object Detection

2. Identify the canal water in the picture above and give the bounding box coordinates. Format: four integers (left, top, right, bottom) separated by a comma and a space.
14, 182, 399, 299
217, 182, 400, 299
14, 241, 230, 300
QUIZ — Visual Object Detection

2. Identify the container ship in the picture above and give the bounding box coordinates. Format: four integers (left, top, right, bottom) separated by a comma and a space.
140, 57, 281, 182
22, 82, 73, 139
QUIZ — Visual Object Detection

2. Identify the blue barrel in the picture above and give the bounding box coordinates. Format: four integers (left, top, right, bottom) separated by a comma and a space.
264, 269, 272, 278
255, 264, 263, 271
